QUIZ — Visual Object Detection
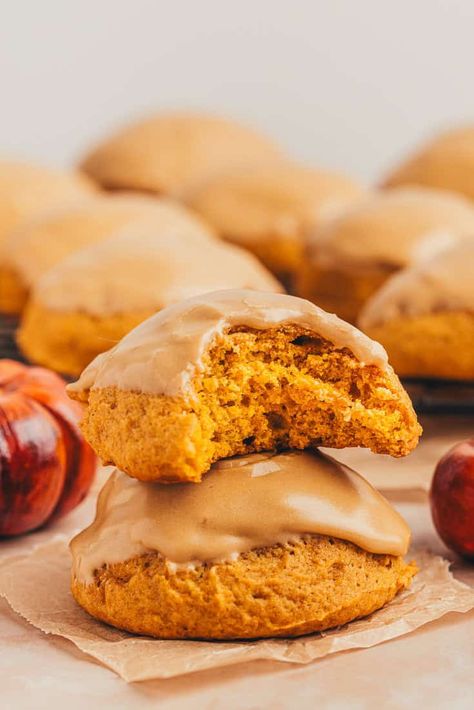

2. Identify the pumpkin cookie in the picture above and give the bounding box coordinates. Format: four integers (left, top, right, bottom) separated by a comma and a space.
19, 234, 281, 377
188, 161, 364, 286
70, 451, 416, 639
382, 124, 474, 201
297, 187, 474, 323
68, 290, 421, 482
80, 111, 281, 197
0, 161, 94, 306
0, 193, 213, 315
0, 161, 93, 247
359, 242, 474, 380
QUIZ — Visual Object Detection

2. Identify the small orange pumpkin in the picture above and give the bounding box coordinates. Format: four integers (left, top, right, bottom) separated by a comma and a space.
0, 359, 96, 536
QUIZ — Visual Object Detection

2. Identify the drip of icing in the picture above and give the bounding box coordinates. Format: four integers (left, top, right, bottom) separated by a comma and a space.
67, 289, 388, 397
70, 449, 410, 583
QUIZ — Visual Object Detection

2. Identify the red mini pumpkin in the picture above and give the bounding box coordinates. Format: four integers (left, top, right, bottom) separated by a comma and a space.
0, 359, 96, 536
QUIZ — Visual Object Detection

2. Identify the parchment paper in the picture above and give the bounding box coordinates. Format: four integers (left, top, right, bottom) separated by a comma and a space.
0, 539, 473, 682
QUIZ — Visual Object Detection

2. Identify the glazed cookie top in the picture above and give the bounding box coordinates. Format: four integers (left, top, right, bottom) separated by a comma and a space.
188, 161, 365, 245
33, 233, 282, 316
306, 187, 474, 270
359, 242, 474, 329
70, 450, 411, 582
0, 160, 94, 247
80, 112, 282, 196
382, 125, 474, 200
67, 289, 389, 396
5, 193, 214, 287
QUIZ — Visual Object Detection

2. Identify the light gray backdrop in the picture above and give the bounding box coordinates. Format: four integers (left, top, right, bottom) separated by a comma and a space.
1, 0, 473, 183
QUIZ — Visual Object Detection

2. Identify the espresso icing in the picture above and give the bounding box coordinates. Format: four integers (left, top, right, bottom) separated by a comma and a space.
307, 187, 474, 270
34, 232, 281, 316
359, 242, 474, 329
67, 289, 389, 397
71, 450, 410, 583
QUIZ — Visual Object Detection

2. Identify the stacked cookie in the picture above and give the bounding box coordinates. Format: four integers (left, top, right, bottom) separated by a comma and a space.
69, 289, 420, 639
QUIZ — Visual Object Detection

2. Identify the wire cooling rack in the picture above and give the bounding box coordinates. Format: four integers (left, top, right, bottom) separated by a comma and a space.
404, 379, 474, 414
0, 314, 26, 362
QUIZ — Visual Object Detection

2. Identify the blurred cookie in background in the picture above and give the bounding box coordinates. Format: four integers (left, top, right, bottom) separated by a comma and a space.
297, 187, 474, 323
0, 193, 214, 315
188, 161, 364, 287
382, 125, 474, 201
18, 230, 282, 377
359, 241, 474, 381
0, 160, 95, 359
80, 111, 282, 197
0, 160, 94, 253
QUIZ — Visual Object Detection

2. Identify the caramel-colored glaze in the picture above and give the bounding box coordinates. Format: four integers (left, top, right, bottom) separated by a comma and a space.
34, 231, 281, 316
307, 187, 474, 271
71, 450, 410, 583
67, 289, 388, 397
359, 241, 474, 329
0, 160, 94, 250
5, 193, 214, 288
187, 161, 365, 246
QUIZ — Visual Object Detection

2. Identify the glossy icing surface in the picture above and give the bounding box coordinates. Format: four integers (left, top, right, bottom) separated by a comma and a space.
308, 187, 474, 270
360, 241, 474, 328
71, 450, 411, 582
68, 289, 389, 397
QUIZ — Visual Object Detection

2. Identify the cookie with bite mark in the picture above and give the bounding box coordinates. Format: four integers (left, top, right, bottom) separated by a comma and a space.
68, 290, 421, 483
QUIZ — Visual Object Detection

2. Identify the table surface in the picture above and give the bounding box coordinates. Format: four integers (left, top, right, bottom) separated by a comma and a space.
1, 415, 474, 710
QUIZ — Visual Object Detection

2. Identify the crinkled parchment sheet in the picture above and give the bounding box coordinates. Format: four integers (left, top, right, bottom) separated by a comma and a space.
0, 539, 473, 682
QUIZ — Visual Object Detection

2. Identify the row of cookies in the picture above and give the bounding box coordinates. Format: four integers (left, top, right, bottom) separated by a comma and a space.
1, 112, 473, 380
0, 113, 363, 375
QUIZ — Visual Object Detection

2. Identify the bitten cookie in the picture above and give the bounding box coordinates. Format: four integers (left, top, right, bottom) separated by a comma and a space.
68, 290, 421, 482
